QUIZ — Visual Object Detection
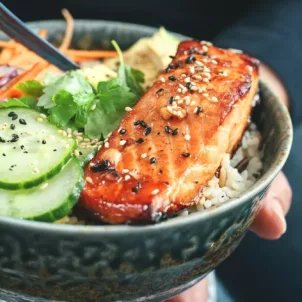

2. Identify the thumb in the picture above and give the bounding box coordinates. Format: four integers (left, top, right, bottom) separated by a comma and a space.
249, 172, 292, 240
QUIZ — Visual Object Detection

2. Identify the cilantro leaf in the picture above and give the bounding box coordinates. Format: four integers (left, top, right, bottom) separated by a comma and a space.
15, 80, 44, 98
112, 40, 145, 95
38, 70, 94, 109
47, 90, 78, 128
86, 79, 137, 139
0, 97, 39, 110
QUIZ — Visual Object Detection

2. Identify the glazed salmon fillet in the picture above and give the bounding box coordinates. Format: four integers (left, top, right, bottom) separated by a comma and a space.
81, 40, 259, 224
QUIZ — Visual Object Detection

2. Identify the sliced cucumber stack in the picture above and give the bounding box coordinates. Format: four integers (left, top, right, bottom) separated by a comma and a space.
0, 158, 84, 222
0, 108, 75, 190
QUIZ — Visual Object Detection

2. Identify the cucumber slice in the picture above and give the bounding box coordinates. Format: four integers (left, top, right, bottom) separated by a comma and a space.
0, 158, 84, 222
77, 146, 97, 167
0, 108, 75, 190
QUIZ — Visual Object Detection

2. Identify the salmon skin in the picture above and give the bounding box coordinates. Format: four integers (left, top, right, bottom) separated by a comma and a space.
81, 40, 259, 224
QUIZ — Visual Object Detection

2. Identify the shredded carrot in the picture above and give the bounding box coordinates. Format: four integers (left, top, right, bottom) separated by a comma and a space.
39, 29, 48, 39
0, 41, 16, 49
59, 9, 74, 51
66, 49, 118, 59
0, 62, 49, 98
0, 49, 14, 64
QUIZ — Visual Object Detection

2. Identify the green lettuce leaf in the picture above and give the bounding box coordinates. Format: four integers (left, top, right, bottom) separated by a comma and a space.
15, 80, 44, 98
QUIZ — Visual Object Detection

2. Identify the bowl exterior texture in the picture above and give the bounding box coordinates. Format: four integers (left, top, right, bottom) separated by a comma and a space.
0, 21, 292, 302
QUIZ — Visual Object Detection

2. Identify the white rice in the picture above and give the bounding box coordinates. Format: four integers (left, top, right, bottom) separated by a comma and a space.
180, 123, 263, 215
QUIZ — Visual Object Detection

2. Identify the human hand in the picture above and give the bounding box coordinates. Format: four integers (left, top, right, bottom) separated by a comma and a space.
168, 172, 292, 302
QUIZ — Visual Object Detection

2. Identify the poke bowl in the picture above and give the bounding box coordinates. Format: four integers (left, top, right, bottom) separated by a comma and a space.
0, 19, 292, 302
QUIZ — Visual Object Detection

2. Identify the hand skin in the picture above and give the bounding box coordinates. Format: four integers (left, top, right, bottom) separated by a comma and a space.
167, 64, 292, 302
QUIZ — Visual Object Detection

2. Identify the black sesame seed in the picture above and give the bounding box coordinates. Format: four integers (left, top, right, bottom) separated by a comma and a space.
19, 119, 27, 125
21, 145, 25, 150
134, 120, 147, 128
131, 187, 138, 193
196, 106, 203, 114
165, 66, 172, 73
42, 140, 46, 145
189, 47, 198, 55
186, 56, 196, 64
9, 168, 12, 171
165, 126, 171, 134
169, 96, 175, 104
136, 138, 144, 144
172, 128, 179, 136
12, 114, 18, 121
186, 82, 192, 89
168, 76, 177, 81
2, 153, 6, 156
13, 147, 16, 149
0, 137, 5, 143
169, 55, 175, 59
53, 149, 57, 152
10, 124, 15, 130
182, 152, 191, 158
91, 160, 110, 172
136, 182, 142, 189
119, 128, 127, 135
8, 112, 16, 117
150, 157, 156, 164
144, 127, 152, 136
156, 88, 164, 95
77, 128, 84, 133
23, 151, 28, 154
79, 151, 83, 156
10, 134, 19, 143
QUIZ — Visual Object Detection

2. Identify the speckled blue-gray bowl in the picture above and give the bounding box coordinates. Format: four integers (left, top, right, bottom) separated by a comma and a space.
0, 21, 293, 302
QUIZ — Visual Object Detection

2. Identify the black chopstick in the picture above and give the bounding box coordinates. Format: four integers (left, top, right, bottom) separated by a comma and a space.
0, 3, 79, 71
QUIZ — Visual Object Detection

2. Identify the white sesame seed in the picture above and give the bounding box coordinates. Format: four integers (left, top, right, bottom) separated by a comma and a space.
141, 153, 147, 158
184, 96, 191, 105
65, 144, 70, 149
174, 95, 181, 100
160, 77, 165, 83
84, 138, 91, 142
211, 96, 219, 102
40, 183, 49, 190
86, 177, 93, 184
202, 93, 209, 97
76, 136, 83, 142
196, 61, 203, 66
90, 104, 96, 111
125, 107, 132, 112
203, 72, 211, 78
37, 117, 43, 123
125, 175, 131, 181
193, 107, 198, 114
73, 130, 78, 136
98, 145, 102, 150
122, 169, 129, 173
152, 189, 159, 195
191, 86, 198, 91
212, 60, 218, 64
40, 113, 47, 119
119, 140, 127, 146
74, 149, 80, 157
182, 88, 188, 93
190, 101, 196, 106
184, 134, 191, 141
172, 101, 177, 107
68, 134, 72, 138
194, 75, 202, 80
204, 67, 211, 72
104, 142, 109, 148
184, 77, 191, 83
203, 78, 210, 83
189, 66, 195, 74
62, 131, 67, 137
67, 128, 72, 134
33, 168, 40, 174
143, 205, 148, 210
178, 99, 184, 104
181, 73, 186, 78
177, 88, 182, 93
204, 199, 212, 209
202, 45, 208, 52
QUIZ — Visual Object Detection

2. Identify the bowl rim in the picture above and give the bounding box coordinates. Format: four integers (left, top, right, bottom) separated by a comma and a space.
0, 19, 293, 234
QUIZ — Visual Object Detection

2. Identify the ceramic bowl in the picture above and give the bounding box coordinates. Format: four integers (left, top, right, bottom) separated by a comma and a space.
0, 20, 293, 302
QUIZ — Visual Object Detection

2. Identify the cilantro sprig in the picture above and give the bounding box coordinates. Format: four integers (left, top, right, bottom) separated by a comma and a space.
4, 41, 145, 139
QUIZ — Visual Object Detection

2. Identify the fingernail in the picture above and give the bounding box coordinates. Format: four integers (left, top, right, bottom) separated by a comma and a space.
272, 201, 287, 235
